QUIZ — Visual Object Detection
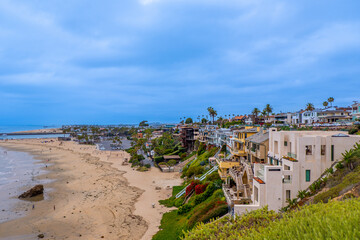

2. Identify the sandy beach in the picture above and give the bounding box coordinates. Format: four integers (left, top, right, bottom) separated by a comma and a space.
0, 139, 181, 240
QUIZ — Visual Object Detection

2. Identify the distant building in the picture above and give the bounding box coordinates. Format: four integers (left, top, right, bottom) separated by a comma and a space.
352, 102, 360, 121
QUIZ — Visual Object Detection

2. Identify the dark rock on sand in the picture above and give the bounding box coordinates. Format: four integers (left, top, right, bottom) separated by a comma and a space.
18, 185, 44, 199
37, 233, 44, 238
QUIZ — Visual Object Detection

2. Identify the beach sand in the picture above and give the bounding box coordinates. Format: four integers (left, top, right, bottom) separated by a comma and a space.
0, 139, 181, 240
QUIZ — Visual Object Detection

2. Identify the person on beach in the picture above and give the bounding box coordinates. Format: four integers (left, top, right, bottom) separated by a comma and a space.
32, 204, 35, 209
53, 205, 55, 210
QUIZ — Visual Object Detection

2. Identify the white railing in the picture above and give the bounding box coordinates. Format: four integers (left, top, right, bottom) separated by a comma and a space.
175, 165, 219, 198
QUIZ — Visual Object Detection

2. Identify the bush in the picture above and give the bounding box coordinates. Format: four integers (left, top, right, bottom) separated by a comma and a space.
186, 165, 205, 178
186, 181, 199, 196
178, 203, 192, 215
195, 184, 207, 195
335, 162, 344, 170
174, 197, 184, 207
145, 164, 151, 168
349, 128, 358, 135
205, 171, 221, 182
154, 156, 163, 164
168, 159, 177, 166
158, 162, 167, 166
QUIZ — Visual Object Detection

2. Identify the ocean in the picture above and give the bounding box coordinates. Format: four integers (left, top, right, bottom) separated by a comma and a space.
0, 146, 51, 223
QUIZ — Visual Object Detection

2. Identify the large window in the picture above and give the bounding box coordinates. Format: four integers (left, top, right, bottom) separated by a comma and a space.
286, 190, 291, 200
306, 170, 311, 182
331, 145, 334, 161
305, 145, 312, 155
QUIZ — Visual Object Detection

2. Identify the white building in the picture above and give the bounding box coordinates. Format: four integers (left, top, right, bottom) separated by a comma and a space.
231, 129, 360, 214
301, 109, 321, 124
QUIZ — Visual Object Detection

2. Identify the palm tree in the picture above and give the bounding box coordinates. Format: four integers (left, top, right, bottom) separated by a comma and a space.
328, 97, 334, 107
207, 107, 218, 124
252, 108, 260, 117
306, 103, 315, 111
323, 101, 328, 108
261, 109, 267, 117
265, 104, 273, 116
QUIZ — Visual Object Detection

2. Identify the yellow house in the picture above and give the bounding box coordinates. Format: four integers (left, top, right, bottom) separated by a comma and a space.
217, 126, 260, 180
231, 127, 260, 161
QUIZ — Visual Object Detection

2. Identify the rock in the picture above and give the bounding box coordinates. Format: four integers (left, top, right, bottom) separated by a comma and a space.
18, 185, 44, 199
37, 233, 44, 238
155, 186, 161, 190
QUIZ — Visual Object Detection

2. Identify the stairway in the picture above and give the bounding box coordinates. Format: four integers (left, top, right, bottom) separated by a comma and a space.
175, 165, 219, 198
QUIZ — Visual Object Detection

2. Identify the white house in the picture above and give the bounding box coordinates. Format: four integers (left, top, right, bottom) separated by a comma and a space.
231, 129, 360, 214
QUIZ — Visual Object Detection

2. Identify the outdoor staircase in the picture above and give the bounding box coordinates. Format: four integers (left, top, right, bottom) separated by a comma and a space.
175, 165, 219, 198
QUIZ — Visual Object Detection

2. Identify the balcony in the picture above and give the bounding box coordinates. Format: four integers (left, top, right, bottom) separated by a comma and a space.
255, 165, 264, 181
287, 152, 297, 159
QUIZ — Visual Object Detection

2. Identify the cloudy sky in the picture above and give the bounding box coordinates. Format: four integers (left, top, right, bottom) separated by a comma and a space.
0, 0, 359, 125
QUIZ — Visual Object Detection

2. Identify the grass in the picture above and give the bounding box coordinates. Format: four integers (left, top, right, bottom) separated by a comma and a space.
154, 187, 227, 240
314, 164, 360, 203
184, 199, 360, 240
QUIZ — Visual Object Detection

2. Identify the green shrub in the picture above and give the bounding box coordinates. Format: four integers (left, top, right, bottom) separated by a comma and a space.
184, 200, 360, 240
205, 171, 221, 182
178, 204, 192, 215
186, 165, 205, 178
349, 128, 358, 135
154, 156, 163, 164
145, 164, 151, 168
158, 162, 167, 166
168, 159, 177, 166
174, 197, 184, 207
335, 162, 344, 170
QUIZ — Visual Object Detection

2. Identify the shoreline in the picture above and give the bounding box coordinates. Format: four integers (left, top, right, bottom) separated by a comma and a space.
0, 139, 181, 239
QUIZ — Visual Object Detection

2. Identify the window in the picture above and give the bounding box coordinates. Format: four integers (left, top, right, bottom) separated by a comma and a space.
284, 165, 290, 170
305, 145, 312, 155
286, 190, 291, 200
306, 170, 311, 182
321, 145, 326, 155
270, 157, 273, 165
331, 145, 334, 161
254, 186, 259, 202
284, 141, 288, 146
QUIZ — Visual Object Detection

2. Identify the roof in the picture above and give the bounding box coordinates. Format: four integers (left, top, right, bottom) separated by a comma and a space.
163, 155, 181, 160
234, 115, 246, 120
254, 177, 265, 184
246, 131, 269, 144
235, 128, 259, 133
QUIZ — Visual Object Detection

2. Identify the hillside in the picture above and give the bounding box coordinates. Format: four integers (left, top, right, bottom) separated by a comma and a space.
183, 142, 360, 240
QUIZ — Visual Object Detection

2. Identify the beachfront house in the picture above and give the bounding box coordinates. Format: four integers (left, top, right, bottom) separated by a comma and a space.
226, 129, 360, 215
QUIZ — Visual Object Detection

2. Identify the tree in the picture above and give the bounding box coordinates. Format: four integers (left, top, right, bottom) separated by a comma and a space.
323, 101, 329, 108
306, 103, 315, 111
261, 109, 267, 117
201, 118, 208, 124
185, 118, 193, 124
139, 120, 149, 127
252, 108, 260, 117
207, 107, 218, 124
328, 97, 334, 107
265, 104, 273, 116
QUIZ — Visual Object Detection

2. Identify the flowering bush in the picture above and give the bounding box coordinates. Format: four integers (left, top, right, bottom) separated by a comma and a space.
186, 181, 199, 196
195, 184, 207, 195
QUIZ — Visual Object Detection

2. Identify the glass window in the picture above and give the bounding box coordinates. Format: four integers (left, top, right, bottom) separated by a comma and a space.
286, 190, 291, 200
305, 145, 312, 155
306, 170, 311, 182
331, 145, 334, 161
321, 145, 326, 155
284, 141, 288, 146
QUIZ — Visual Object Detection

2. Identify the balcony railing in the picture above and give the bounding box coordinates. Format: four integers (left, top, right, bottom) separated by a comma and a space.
287, 152, 297, 159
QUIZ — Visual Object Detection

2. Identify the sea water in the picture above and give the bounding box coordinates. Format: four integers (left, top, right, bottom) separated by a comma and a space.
0, 147, 49, 223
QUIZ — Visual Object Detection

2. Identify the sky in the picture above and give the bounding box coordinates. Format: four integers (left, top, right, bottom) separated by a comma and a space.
0, 0, 359, 125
